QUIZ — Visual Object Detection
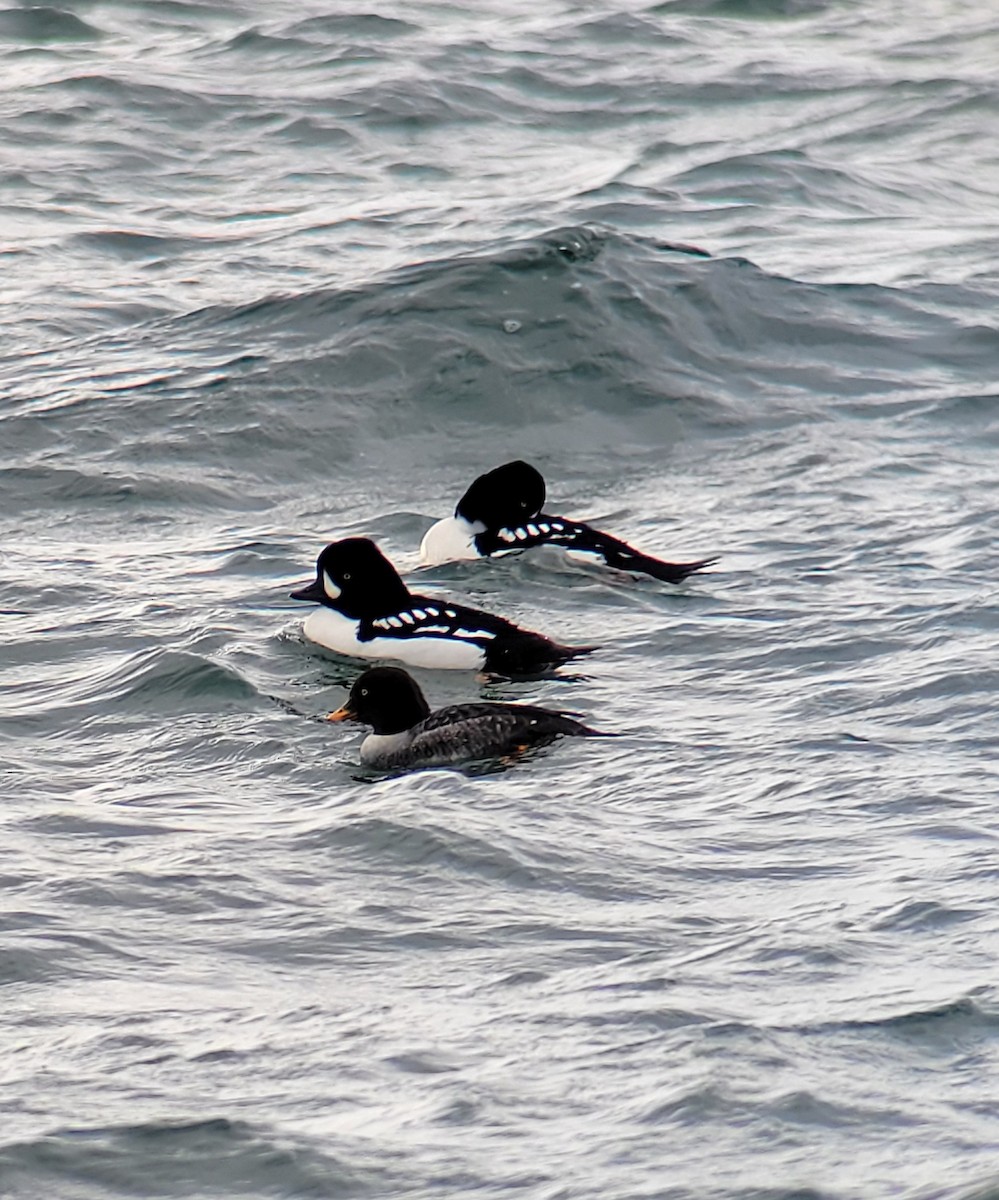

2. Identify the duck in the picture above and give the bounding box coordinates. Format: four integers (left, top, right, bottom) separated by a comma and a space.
290, 537, 594, 675
327, 665, 605, 769
419, 459, 716, 584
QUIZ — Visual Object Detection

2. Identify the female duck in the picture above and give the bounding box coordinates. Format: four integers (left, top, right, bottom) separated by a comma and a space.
328, 666, 605, 769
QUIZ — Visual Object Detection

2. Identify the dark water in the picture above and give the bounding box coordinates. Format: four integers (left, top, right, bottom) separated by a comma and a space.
3, 2, 999, 1198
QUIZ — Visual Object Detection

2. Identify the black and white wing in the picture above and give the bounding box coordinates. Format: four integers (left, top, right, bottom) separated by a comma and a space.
476, 514, 716, 585
361, 597, 517, 647
360, 595, 591, 675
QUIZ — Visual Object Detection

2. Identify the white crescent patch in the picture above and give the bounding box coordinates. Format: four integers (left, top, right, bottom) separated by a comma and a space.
322, 570, 341, 600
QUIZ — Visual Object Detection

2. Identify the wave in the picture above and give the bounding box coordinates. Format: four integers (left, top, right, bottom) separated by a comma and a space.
299, 808, 629, 901
0, 648, 262, 729
0, 1117, 383, 1199
0, 7, 103, 43
3, 225, 995, 515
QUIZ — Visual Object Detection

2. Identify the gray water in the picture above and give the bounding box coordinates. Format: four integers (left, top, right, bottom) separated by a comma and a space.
3, 2, 999, 1197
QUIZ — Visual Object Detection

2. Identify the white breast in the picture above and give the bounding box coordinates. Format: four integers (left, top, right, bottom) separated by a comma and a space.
302, 607, 486, 670
359, 730, 412, 767
302, 608, 370, 656
419, 516, 483, 565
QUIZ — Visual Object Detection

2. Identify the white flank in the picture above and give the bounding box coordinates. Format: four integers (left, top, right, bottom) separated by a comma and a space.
386, 636, 485, 669
564, 547, 605, 566
302, 609, 485, 670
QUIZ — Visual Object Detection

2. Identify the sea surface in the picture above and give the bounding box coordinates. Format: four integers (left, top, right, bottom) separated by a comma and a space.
2, 2, 999, 1197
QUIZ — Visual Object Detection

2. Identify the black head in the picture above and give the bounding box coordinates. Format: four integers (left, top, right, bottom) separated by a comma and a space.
290, 538, 411, 619
327, 666, 431, 735
455, 460, 546, 529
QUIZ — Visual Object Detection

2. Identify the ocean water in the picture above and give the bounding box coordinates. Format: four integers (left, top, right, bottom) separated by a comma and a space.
2, 1, 999, 1197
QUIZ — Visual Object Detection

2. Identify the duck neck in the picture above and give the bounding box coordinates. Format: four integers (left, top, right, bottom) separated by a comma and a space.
368, 691, 431, 735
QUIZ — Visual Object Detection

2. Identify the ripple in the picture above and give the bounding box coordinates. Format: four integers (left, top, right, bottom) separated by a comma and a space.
4, 5, 999, 1198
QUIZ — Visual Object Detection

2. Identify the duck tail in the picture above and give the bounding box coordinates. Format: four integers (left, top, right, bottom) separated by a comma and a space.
551, 641, 598, 663
627, 553, 718, 585
557, 521, 717, 585
486, 636, 598, 678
